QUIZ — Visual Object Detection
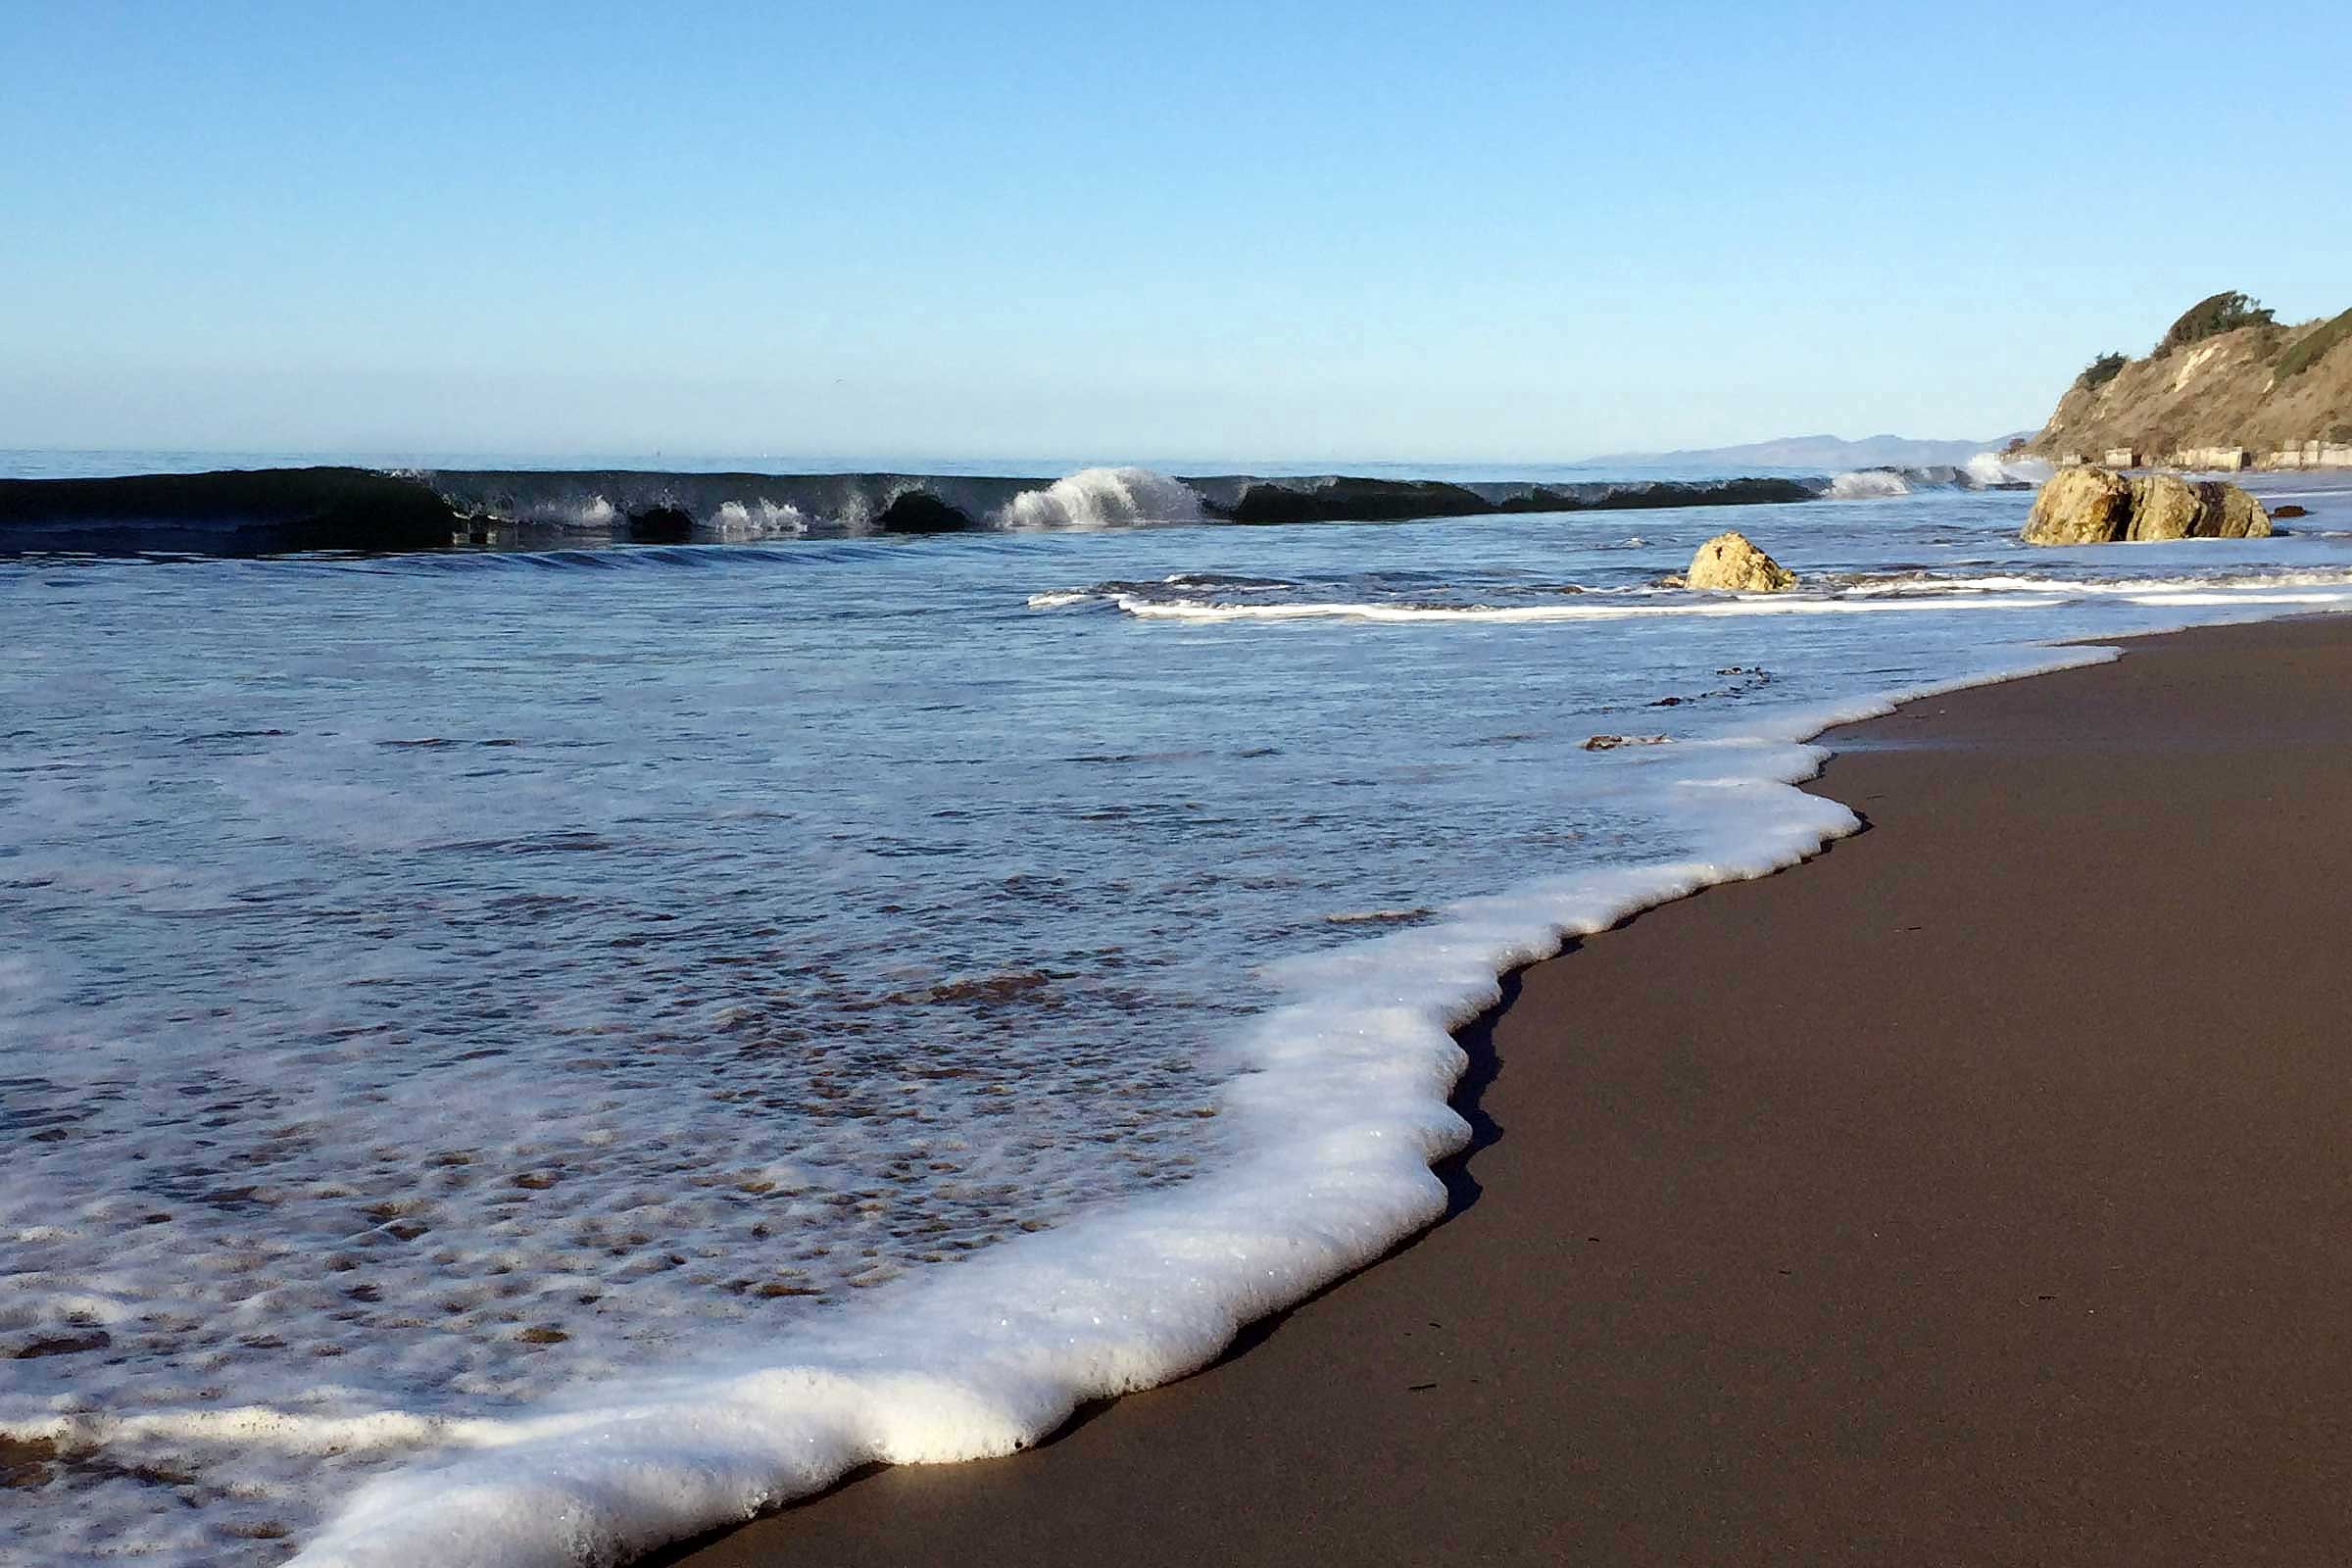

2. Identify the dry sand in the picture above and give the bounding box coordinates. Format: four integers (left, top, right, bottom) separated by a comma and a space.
662, 614, 2352, 1566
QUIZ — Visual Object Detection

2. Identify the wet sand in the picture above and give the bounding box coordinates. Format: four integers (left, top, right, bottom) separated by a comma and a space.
663, 614, 2352, 1566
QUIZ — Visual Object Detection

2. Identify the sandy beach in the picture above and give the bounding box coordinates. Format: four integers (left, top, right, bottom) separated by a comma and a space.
662, 612, 2352, 1566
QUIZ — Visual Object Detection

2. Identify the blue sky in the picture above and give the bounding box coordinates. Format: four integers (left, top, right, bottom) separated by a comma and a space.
5, 0, 2347, 463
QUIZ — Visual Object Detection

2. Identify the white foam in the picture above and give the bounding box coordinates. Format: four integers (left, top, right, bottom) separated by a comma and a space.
1839, 566, 2352, 598
712, 500, 808, 541
1967, 451, 2053, 487
270, 641, 2140, 1567
1828, 469, 1909, 500
1108, 594, 2074, 622
998, 467, 1202, 530
1095, 572, 2352, 624
510, 495, 619, 530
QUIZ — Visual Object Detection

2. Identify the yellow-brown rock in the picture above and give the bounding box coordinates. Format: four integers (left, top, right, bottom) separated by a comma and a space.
2126, 474, 2207, 541
1685, 531, 1795, 592
2211, 484, 2271, 538
2012, 469, 2278, 546
2023, 467, 2132, 544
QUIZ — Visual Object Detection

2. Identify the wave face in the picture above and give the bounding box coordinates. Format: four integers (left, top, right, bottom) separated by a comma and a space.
6, 466, 1843, 556
6, 471, 2352, 1565
0, 467, 466, 554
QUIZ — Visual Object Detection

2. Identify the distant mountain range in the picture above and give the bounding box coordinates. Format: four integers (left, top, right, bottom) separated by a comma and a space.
1585, 432, 2033, 469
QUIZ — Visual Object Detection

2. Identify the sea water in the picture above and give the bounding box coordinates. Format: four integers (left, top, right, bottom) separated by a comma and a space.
5, 463, 2351, 1564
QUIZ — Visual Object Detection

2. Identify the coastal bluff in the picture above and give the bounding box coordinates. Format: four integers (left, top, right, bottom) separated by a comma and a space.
2024, 291, 2351, 470
2023, 467, 2269, 545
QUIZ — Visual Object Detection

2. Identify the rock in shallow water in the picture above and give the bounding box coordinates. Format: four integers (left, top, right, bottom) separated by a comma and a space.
2023, 466, 2134, 544
2126, 474, 2209, 542
2213, 484, 2272, 538
2024, 468, 2270, 544
1686, 531, 1796, 592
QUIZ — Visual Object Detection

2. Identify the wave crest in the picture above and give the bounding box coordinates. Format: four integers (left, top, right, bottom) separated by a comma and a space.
999, 467, 1203, 530
1966, 451, 2053, 488
1828, 469, 1911, 500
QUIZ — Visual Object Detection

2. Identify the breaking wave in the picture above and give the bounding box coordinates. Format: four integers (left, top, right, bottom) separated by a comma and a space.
1824, 454, 2047, 501
1, 466, 1861, 557
999, 466, 1204, 529
1968, 451, 2053, 487
1828, 469, 1913, 499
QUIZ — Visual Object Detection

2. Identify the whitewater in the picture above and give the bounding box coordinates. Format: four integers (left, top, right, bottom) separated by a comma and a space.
4, 459, 2350, 1565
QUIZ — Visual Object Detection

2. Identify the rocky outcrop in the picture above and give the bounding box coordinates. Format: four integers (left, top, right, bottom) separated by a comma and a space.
2213, 484, 2271, 538
2123, 474, 2269, 541
2023, 468, 2268, 544
2124, 474, 2207, 541
2023, 467, 2133, 543
1686, 531, 1795, 592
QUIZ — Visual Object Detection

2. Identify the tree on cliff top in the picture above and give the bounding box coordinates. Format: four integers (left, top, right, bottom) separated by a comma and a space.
2156, 292, 2274, 355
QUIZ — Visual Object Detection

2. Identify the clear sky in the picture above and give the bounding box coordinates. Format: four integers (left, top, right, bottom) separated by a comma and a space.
5, 0, 2347, 464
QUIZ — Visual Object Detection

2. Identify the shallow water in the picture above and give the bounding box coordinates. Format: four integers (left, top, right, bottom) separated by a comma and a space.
6, 473, 2352, 1563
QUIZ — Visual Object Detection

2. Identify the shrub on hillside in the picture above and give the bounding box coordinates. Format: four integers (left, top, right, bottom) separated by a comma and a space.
2077, 351, 2129, 389
2278, 309, 2352, 379
2156, 291, 2274, 355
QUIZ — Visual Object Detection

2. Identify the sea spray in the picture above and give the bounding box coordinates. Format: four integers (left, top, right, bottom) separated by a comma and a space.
1828, 468, 1912, 500
999, 466, 1205, 529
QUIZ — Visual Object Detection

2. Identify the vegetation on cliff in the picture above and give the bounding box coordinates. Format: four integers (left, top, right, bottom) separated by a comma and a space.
2077, 351, 2129, 390
2154, 291, 2275, 356
2278, 310, 2352, 382
2027, 293, 2352, 461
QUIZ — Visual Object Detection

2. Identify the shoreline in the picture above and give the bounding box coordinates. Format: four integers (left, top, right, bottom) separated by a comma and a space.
660, 612, 2352, 1566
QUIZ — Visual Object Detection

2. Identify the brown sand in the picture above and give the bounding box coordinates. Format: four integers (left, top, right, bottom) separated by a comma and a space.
663, 615, 2352, 1567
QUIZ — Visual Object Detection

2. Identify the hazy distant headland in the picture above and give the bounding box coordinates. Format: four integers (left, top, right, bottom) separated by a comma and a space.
1582, 432, 2034, 469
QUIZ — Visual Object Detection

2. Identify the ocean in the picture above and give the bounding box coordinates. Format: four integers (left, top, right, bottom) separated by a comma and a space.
6, 452, 2351, 1565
